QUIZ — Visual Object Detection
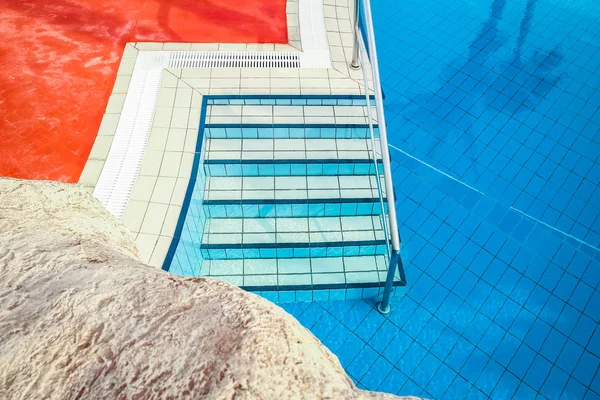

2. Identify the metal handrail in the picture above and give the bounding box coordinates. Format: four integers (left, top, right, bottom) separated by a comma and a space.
352, 0, 401, 314
358, 44, 390, 258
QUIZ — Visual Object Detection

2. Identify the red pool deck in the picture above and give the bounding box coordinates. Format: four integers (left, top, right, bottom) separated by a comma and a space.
0, 0, 287, 182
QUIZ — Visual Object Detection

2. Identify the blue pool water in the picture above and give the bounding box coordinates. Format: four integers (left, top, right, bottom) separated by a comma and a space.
279, 0, 600, 398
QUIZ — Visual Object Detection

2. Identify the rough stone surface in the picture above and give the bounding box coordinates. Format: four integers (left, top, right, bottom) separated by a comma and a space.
0, 178, 419, 400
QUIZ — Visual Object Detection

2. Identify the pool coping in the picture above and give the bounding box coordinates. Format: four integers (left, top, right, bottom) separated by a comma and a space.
78, 0, 376, 267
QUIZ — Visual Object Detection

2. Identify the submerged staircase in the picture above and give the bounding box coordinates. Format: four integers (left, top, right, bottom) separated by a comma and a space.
165, 0, 405, 303
165, 96, 405, 300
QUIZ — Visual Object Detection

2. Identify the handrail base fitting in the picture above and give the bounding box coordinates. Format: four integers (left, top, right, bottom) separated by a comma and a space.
377, 302, 391, 315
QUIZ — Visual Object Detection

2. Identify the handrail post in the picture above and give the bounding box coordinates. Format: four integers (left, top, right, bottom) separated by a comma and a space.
350, 0, 361, 69
377, 250, 400, 314
359, 0, 402, 314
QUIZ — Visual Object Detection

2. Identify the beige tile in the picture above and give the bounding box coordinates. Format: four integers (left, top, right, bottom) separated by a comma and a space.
210, 105, 242, 116
210, 78, 240, 89
116, 57, 136, 75
157, 88, 176, 107
208, 116, 242, 124
338, 19, 352, 33
184, 129, 197, 153
178, 153, 194, 178
323, 5, 337, 18
130, 175, 157, 201
80, 185, 94, 194
122, 43, 138, 58
325, 17, 339, 31
153, 107, 174, 128
336, 5, 350, 19
241, 68, 270, 78
105, 93, 126, 114
135, 42, 163, 50
273, 106, 304, 116
218, 43, 246, 51
243, 115, 273, 124
161, 71, 179, 88
330, 47, 347, 62
161, 205, 182, 236
171, 178, 189, 206
171, 108, 190, 129
112, 74, 132, 93
78, 160, 104, 186
159, 151, 182, 177
271, 69, 300, 79
162, 42, 191, 51
174, 88, 193, 108
187, 108, 201, 129
122, 200, 148, 233
340, 32, 354, 47
135, 233, 159, 263
182, 78, 208, 90
271, 78, 300, 88
245, 43, 275, 52
300, 88, 332, 95
274, 43, 297, 52
241, 78, 271, 89
139, 203, 169, 235
300, 68, 329, 78
211, 68, 241, 79
97, 113, 120, 136
191, 91, 203, 108
272, 115, 304, 124
139, 150, 164, 176
242, 105, 272, 116
165, 128, 187, 152
301, 78, 331, 88
181, 69, 211, 78
165, 67, 182, 78
88, 136, 113, 160
148, 236, 172, 267
330, 78, 360, 90
190, 43, 219, 51
236, 88, 267, 95
147, 127, 169, 151
151, 176, 177, 204
208, 87, 241, 95
270, 87, 302, 95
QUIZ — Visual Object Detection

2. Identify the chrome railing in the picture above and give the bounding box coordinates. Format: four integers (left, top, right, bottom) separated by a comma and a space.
353, 0, 402, 314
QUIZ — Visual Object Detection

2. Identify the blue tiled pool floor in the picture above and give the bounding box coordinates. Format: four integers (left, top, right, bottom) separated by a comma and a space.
376, 0, 600, 249
281, 155, 600, 399
277, 0, 600, 397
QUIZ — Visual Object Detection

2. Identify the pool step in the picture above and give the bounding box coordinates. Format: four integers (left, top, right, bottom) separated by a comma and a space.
199, 215, 388, 260
203, 138, 383, 177
206, 104, 377, 126
200, 255, 402, 291
201, 175, 388, 218
166, 95, 406, 301
204, 124, 380, 139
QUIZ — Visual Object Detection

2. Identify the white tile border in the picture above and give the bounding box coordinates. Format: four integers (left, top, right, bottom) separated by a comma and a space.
91, 0, 334, 220
299, 0, 331, 68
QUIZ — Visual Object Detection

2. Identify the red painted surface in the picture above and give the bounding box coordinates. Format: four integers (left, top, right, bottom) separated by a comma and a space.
0, 0, 287, 182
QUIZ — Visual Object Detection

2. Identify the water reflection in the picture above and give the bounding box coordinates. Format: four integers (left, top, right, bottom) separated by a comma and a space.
391, 0, 564, 141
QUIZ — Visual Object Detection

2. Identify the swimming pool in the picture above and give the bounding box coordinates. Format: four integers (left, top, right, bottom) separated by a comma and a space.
283, 0, 600, 398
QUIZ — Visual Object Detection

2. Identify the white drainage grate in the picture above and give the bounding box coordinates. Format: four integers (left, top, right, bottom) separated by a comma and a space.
93, 68, 162, 221
168, 51, 302, 68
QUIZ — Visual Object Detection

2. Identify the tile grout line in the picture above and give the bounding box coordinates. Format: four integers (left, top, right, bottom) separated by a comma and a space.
510, 206, 600, 253
388, 143, 484, 194
390, 142, 600, 254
